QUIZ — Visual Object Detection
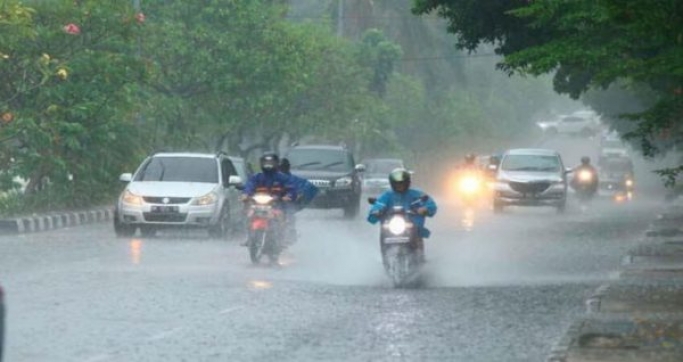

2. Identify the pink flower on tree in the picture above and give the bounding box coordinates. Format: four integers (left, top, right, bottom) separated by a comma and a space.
135, 12, 145, 24
63, 23, 81, 35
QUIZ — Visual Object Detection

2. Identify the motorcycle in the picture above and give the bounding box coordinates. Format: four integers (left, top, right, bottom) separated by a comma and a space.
571, 168, 598, 204
449, 168, 486, 207
368, 195, 428, 288
245, 193, 286, 265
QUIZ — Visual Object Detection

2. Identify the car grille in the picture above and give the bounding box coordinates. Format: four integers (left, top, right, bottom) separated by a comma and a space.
309, 179, 331, 188
143, 197, 191, 204
509, 181, 551, 194
143, 213, 188, 222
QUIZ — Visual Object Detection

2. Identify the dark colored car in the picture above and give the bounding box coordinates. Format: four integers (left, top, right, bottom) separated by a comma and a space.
1, 283, 4, 362
360, 158, 405, 196
285, 145, 364, 218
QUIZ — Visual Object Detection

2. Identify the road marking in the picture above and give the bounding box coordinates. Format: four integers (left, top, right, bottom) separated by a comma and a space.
147, 327, 184, 341
219, 306, 245, 315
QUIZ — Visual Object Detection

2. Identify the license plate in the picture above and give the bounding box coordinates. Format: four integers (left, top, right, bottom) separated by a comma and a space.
151, 205, 179, 213
384, 236, 410, 244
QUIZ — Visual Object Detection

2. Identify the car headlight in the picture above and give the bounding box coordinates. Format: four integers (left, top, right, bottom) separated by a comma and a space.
193, 192, 217, 206
387, 216, 407, 235
335, 177, 353, 188
122, 190, 143, 205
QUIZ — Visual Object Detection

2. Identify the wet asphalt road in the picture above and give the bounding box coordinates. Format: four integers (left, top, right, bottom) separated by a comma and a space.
0, 194, 664, 362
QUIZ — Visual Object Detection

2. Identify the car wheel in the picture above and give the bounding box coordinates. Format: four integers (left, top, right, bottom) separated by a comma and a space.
208, 205, 230, 239
556, 200, 567, 214
113, 210, 136, 238
140, 226, 157, 238
343, 198, 360, 219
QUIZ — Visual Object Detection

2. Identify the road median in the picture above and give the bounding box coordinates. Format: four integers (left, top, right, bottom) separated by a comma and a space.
0, 207, 113, 235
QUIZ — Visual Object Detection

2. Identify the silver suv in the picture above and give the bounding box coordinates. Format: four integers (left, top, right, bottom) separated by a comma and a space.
114, 152, 244, 238
492, 149, 568, 214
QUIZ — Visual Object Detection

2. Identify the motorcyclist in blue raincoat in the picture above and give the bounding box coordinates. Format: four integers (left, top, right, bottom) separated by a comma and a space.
367, 168, 437, 262
279, 157, 319, 211
240, 152, 296, 245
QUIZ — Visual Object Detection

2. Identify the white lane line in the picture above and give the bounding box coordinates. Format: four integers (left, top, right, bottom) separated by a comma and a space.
147, 327, 184, 341
82, 353, 112, 362
219, 306, 245, 315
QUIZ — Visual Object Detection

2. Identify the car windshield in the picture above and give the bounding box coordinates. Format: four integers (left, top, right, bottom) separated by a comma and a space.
134, 156, 218, 183
363, 160, 403, 176
287, 149, 352, 172
502, 154, 561, 172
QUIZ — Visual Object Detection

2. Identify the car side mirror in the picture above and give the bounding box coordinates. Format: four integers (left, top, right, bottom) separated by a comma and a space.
119, 173, 132, 183
367, 197, 377, 205
355, 164, 366, 172
228, 175, 243, 187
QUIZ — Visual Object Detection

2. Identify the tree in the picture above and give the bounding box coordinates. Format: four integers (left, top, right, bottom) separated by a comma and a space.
413, 0, 683, 181
0, 0, 147, 209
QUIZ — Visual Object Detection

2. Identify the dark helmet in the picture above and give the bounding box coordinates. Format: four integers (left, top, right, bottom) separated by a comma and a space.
279, 157, 291, 174
259, 152, 279, 173
464, 153, 476, 164
389, 168, 411, 193
581, 156, 591, 165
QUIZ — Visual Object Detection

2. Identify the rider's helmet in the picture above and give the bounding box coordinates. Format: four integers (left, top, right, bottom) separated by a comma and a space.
389, 168, 411, 193
464, 153, 476, 165
259, 152, 279, 174
581, 156, 591, 166
279, 157, 291, 174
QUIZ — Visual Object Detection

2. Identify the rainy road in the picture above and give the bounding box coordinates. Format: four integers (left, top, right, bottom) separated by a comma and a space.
0, 195, 665, 362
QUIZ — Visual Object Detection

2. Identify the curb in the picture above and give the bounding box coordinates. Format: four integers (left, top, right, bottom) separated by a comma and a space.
0, 208, 114, 235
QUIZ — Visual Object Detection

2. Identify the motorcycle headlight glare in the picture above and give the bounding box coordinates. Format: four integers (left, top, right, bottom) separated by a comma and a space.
459, 177, 480, 194
193, 192, 217, 206
335, 177, 353, 188
625, 179, 634, 187
253, 194, 274, 205
122, 190, 143, 205
578, 170, 593, 182
388, 216, 407, 235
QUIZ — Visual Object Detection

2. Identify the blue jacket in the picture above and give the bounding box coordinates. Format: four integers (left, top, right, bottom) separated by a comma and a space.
286, 173, 319, 209
243, 171, 297, 200
367, 188, 437, 238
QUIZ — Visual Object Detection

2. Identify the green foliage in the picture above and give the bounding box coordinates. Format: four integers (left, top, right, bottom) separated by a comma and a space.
0, 0, 147, 212
413, 0, 683, 183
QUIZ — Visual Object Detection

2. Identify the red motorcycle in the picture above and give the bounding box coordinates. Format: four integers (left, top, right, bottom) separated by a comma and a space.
245, 193, 286, 264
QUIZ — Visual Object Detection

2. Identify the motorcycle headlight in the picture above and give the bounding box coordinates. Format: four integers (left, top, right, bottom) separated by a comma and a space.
625, 179, 634, 187
122, 190, 143, 205
578, 170, 593, 182
388, 216, 407, 235
335, 177, 353, 188
252, 194, 274, 205
459, 176, 480, 194
193, 192, 217, 206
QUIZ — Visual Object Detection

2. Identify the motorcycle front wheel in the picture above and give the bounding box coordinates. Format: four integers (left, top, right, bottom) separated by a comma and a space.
249, 230, 267, 264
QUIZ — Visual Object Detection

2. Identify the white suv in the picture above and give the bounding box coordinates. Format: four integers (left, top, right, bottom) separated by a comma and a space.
114, 152, 244, 238
537, 110, 601, 137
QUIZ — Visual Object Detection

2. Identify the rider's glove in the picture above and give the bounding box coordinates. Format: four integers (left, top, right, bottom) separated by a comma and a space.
417, 207, 429, 216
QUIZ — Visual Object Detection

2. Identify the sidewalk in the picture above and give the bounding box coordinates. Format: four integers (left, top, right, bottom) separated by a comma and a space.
0, 207, 114, 235
547, 201, 683, 361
